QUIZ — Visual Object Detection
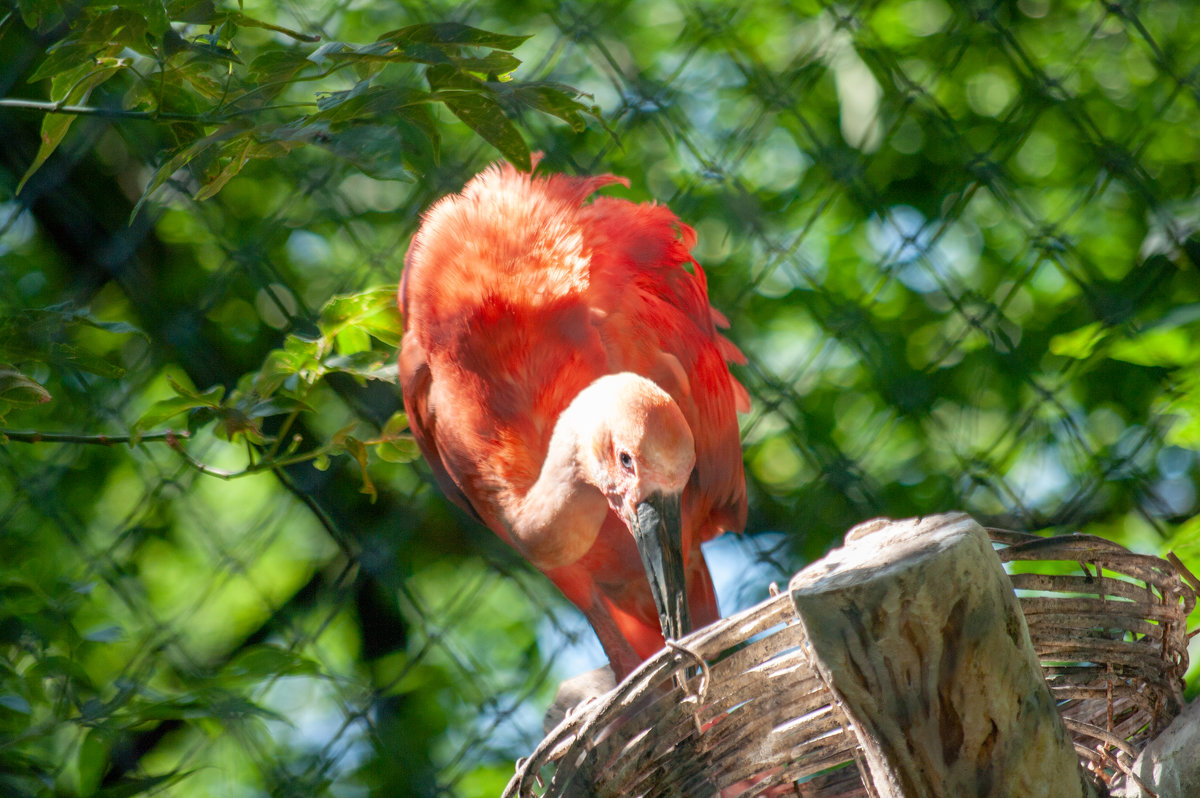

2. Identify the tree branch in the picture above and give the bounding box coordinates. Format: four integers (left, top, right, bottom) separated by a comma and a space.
0, 428, 189, 445
0, 97, 317, 123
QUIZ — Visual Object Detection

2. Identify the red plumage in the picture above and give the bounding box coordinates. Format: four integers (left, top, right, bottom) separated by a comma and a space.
399, 162, 747, 678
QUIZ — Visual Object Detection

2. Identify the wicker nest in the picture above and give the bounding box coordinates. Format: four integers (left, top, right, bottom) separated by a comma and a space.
504, 526, 1197, 797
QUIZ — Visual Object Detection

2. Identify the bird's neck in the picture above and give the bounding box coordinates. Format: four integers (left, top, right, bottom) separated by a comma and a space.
510, 426, 608, 572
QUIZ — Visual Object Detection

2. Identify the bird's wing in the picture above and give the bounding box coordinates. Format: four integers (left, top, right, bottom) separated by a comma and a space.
397, 304, 483, 524
397, 166, 614, 538
579, 195, 749, 542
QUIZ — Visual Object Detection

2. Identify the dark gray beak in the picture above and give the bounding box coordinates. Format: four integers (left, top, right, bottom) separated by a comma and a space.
631, 491, 690, 642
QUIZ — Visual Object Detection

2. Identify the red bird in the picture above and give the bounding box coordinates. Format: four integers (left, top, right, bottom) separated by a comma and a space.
399, 162, 748, 679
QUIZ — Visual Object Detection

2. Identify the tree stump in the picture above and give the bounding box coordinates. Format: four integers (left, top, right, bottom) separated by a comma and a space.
789, 513, 1098, 798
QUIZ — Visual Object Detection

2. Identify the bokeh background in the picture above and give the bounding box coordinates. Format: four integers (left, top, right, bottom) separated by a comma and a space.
3, 0, 1200, 795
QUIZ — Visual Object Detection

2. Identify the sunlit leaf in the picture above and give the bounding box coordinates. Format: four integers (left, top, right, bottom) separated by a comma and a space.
1047, 321, 1106, 359
317, 287, 401, 343
1110, 326, 1197, 368
376, 437, 420, 463
375, 411, 418, 463
134, 381, 224, 434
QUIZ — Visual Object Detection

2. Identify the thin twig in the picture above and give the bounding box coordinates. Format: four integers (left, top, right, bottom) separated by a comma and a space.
0, 97, 317, 123
1, 429, 189, 445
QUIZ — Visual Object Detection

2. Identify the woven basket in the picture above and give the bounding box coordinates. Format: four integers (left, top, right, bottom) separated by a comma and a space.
504, 525, 1197, 797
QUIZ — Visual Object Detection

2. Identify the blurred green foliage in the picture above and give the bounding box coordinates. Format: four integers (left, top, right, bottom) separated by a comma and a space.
2, 0, 1200, 796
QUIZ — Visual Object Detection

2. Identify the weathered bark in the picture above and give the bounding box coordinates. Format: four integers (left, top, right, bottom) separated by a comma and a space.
789, 513, 1098, 798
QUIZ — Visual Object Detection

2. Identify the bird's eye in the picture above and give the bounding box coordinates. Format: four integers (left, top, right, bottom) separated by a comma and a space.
618, 451, 634, 471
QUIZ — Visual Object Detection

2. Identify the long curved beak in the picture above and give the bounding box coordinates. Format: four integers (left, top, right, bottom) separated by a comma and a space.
631, 491, 691, 642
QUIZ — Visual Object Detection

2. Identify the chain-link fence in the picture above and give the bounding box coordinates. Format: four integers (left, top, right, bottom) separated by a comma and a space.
2, 0, 1199, 796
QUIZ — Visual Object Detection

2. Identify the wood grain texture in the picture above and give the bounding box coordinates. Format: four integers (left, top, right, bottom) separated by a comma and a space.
791, 514, 1096, 798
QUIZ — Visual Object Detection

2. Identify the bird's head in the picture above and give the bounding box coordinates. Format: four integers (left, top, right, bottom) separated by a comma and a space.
567, 373, 697, 642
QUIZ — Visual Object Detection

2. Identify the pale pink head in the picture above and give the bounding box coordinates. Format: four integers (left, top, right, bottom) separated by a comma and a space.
563, 372, 696, 640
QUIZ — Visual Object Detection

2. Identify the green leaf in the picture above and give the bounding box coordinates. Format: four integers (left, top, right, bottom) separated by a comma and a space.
14, 0, 65, 30
334, 326, 371, 356
451, 50, 521, 75
83, 624, 123, 643
165, 376, 224, 403
212, 406, 264, 443
439, 90, 530, 170
17, 64, 124, 194
255, 335, 322, 396
227, 11, 319, 43
396, 105, 440, 164
246, 49, 311, 100
1048, 321, 1106, 360
342, 436, 376, 501
382, 412, 408, 437
221, 645, 320, 685
134, 381, 224, 433
193, 136, 255, 201
310, 124, 415, 181
379, 23, 531, 52
376, 411, 419, 463
239, 395, 313, 419
510, 82, 599, 133
1110, 326, 1198, 368
78, 728, 113, 797
132, 123, 251, 219
27, 43, 94, 84
312, 83, 429, 123
323, 351, 393, 380
0, 365, 51, 407
425, 65, 529, 168
47, 343, 126, 378
134, 691, 284, 723
180, 32, 242, 65
28, 655, 95, 691
376, 437, 420, 464
137, 0, 170, 37
167, 0, 218, 23
96, 772, 194, 798
317, 287, 401, 343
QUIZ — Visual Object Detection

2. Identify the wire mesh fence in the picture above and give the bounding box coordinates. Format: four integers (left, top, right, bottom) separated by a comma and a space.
2, 0, 1199, 796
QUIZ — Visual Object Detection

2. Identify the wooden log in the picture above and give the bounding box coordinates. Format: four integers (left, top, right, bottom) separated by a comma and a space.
789, 513, 1098, 798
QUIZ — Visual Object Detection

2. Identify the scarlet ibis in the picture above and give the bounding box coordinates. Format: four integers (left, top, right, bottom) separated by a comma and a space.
399, 162, 748, 679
